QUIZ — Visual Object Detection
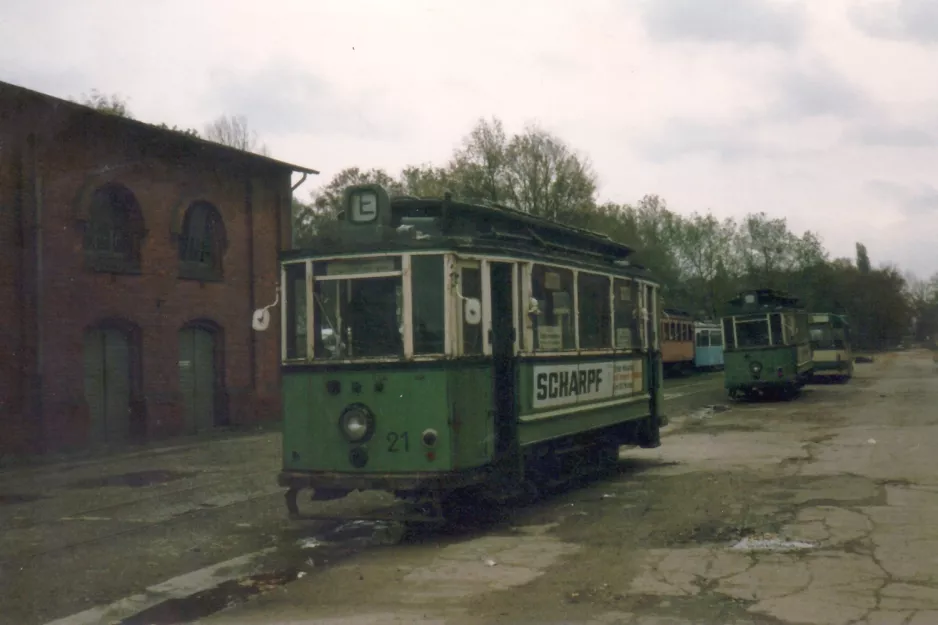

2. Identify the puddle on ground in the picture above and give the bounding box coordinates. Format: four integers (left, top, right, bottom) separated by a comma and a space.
673, 520, 757, 545
67, 470, 200, 489
117, 519, 409, 624
118, 569, 302, 625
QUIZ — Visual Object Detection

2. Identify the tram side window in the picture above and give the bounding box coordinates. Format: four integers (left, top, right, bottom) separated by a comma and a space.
722, 318, 735, 349
770, 313, 784, 345
578, 272, 611, 349
613, 278, 639, 349
832, 325, 847, 349
284, 263, 307, 359
797, 313, 810, 344
696, 330, 708, 347
411, 255, 445, 354
313, 276, 404, 359
531, 265, 575, 350
711, 329, 724, 347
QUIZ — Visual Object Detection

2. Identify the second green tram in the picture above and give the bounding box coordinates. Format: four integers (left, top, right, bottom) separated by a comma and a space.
721, 289, 813, 400
807, 313, 853, 382
253, 184, 666, 522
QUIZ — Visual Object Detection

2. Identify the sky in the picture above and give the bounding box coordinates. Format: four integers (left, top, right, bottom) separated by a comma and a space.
3, 0, 938, 278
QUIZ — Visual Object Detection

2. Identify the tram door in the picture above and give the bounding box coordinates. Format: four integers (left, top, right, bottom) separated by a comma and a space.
489, 262, 518, 466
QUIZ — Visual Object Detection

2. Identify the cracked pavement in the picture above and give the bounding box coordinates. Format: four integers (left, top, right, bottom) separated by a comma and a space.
196, 350, 938, 624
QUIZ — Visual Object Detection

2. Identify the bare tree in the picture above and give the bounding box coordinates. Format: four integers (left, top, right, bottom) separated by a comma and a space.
203, 114, 270, 156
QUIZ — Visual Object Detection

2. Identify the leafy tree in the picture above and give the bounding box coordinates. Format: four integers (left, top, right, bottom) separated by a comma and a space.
501, 124, 598, 223
447, 116, 510, 203
398, 164, 454, 198
444, 117, 598, 223
856, 242, 872, 274
288, 114, 918, 348
294, 166, 402, 247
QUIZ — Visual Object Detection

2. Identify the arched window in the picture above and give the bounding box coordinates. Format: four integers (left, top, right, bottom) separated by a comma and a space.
82, 183, 145, 272
178, 201, 226, 281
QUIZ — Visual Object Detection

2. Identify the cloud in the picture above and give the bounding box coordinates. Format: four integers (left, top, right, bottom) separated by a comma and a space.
638, 0, 807, 47
850, 0, 938, 43
205, 59, 411, 141
635, 117, 798, 162
867, 180, 938, 215
769, 62, 873, 120
2, 0, 938, 278
844, 120, 938, 147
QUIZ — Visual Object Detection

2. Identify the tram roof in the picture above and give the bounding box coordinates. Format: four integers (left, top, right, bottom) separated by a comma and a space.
725, 288, 805, 313
285, 193, 646, 271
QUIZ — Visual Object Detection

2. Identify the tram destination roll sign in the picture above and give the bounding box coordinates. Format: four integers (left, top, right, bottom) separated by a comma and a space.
532, 360, 642, 409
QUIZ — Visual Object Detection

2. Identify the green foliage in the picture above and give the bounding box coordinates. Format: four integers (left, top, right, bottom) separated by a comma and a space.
71, 89, 132, 118
292, 115, 916, 349
856, 242, 872, 274
156, 122, 200, 138
72, 88, 202, 139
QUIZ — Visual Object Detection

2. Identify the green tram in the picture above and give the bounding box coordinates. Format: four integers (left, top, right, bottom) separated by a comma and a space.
721, 289, 813, 400
254, 184, 665, 522
807, 313, 853, 382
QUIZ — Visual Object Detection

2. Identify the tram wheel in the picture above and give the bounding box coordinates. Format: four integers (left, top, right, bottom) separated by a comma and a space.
285, 488, 300, 518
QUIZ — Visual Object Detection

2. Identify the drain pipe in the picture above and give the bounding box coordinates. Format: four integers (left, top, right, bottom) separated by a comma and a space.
289, 172, 310, 249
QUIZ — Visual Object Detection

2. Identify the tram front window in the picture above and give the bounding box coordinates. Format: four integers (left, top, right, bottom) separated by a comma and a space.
809, 325, 833, 349
313, 277, 404, 359
735, 317, 770, 347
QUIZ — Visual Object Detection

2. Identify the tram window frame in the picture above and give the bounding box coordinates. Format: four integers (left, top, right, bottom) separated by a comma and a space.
283, 262, 308, 360
613, 278, 639, 349
531, 264, 576, 351
459, 263, 484, 355
411, 254, 445, 355
722, 318, 735, 349
577, 272, 612, 349
770, 313, 784, 346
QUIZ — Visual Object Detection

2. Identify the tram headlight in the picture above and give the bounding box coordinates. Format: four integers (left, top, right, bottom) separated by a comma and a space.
421, 428, 439, 448
749, 361, 763, 375
339, 405, 375, 443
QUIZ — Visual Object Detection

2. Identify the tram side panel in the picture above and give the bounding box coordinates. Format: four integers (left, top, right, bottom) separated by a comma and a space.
515, 355, 656, 448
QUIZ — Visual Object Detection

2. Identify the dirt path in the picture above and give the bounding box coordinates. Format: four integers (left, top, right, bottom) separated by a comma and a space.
195, 350, 938, 625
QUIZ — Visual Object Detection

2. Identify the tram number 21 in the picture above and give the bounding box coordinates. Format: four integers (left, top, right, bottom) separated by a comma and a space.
386, 431, 410, 452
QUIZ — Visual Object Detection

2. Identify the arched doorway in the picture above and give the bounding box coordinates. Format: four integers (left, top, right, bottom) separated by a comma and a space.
83, 324, 137, 444
178, 323, 221, 433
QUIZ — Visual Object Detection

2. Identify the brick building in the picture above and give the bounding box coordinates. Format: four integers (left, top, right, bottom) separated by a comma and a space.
0, 80, 318, 454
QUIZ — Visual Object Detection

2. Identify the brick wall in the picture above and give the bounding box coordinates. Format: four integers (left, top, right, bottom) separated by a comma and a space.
0, 88, 299, 453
